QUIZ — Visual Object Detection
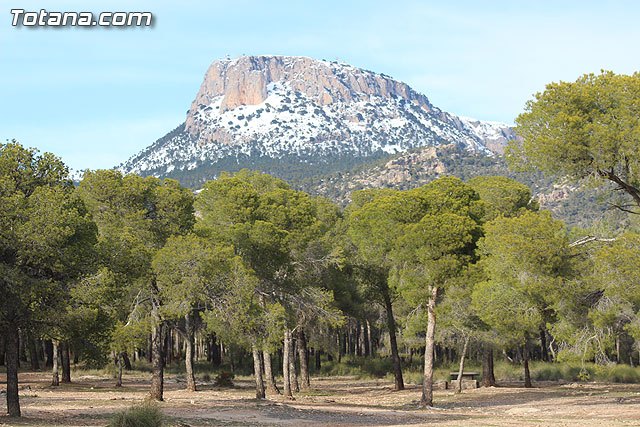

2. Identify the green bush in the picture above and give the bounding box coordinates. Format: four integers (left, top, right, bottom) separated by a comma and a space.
318, 359, 361, 377
108, 402, 163, 427
214, 371, 235, 387
488, 360, 640, 383
565, 365, 592, 381
319, 356, 393, 379
327, 358, 640, 385
401, 370, 425, 385
360, 357, 393, 378
532, 364, 565, 381
594, 364, 640, 383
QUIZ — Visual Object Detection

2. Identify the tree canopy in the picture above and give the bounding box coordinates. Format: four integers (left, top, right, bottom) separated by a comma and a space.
508, 71, 640, 211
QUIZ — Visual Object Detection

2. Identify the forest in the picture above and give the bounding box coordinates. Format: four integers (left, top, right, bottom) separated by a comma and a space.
1, 71, 640, 423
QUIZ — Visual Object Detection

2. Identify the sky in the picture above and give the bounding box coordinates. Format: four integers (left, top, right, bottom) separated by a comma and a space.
1, 0, 639, 171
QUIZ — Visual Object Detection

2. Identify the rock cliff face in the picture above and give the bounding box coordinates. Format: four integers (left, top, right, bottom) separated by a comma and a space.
187, 56, 431, 118
119, 55, 516, 186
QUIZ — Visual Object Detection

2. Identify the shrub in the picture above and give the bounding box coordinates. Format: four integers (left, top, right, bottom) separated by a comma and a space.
594, 364, 640, 383
533, 364, 564, 381
401, 370, 424, 385
319, 356, 396, 379
214, 371, 235, 387
487, 360, 640, 383
108, 402, 163, 427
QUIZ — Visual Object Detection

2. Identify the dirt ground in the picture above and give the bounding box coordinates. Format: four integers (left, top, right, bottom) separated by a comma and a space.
0, 372, 639, 426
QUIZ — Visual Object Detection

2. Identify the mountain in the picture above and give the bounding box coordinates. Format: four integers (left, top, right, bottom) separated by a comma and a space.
118, 55, 516, 187
115, 55, 631, 229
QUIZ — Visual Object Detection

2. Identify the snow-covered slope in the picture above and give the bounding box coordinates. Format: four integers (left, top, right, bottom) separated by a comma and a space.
118, 56, 515, 184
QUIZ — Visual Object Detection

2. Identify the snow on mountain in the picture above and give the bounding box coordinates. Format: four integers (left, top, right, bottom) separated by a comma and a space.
118, 55, 516, 182
457, 116, 516, 155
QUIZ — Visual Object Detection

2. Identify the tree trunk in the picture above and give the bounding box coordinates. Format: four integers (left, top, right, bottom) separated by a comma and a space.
37, 340, 44, 365
263, 350, 280, 395
43, 340, 52, 368
0, 334, 5, 366
481, 346, 496, 387
122, 352, 132, 370
115, 353, 123, 387
363, 321, 370, 357
164, 328, 172, 366
28, 336, 40, 370
210, 334, 222, 367
60, 341, 71, 383
368, 320, 375, 357
523, 343, 532, 388
18, 330, 25, 365
549, 335, 557, 361
6, 326, 21, 417
229, 346, 235, 373
216, 341, 223, 366
185, 314, 196, 392
355, 320, 362, 356
147, 334, 153, 363
420, 286, 438, 407
289, 333, 299, 392
297, 329, 310, 390
252, 344, 265, 399
315, 350, 321, 370
455, 335, 470, 394
51, 340, 60, 386
382, 287, 404, 391
283, 329, 294, 399
540, 328, 549, 362
150, 320, 164, 401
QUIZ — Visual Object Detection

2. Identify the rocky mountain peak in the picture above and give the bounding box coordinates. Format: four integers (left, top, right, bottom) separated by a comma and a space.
119, 55, 517, 188
185, 55, 434, 136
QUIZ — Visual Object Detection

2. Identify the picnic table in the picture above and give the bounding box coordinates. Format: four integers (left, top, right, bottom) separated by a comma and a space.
448, 372, 480, 390
449, 371, 479, 381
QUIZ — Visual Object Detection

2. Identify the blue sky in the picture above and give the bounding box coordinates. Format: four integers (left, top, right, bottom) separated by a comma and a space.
2, 0, 639, 171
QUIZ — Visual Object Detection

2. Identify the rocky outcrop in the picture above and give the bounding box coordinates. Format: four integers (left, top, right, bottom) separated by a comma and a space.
185, 56, 434, 136
366, 147, 446, 187
537, 184, 575, 207
311, 145, 452, 203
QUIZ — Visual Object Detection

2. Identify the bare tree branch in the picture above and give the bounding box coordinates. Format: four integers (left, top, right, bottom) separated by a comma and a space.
606, 202, 640, 215
569, 235, 616, 248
